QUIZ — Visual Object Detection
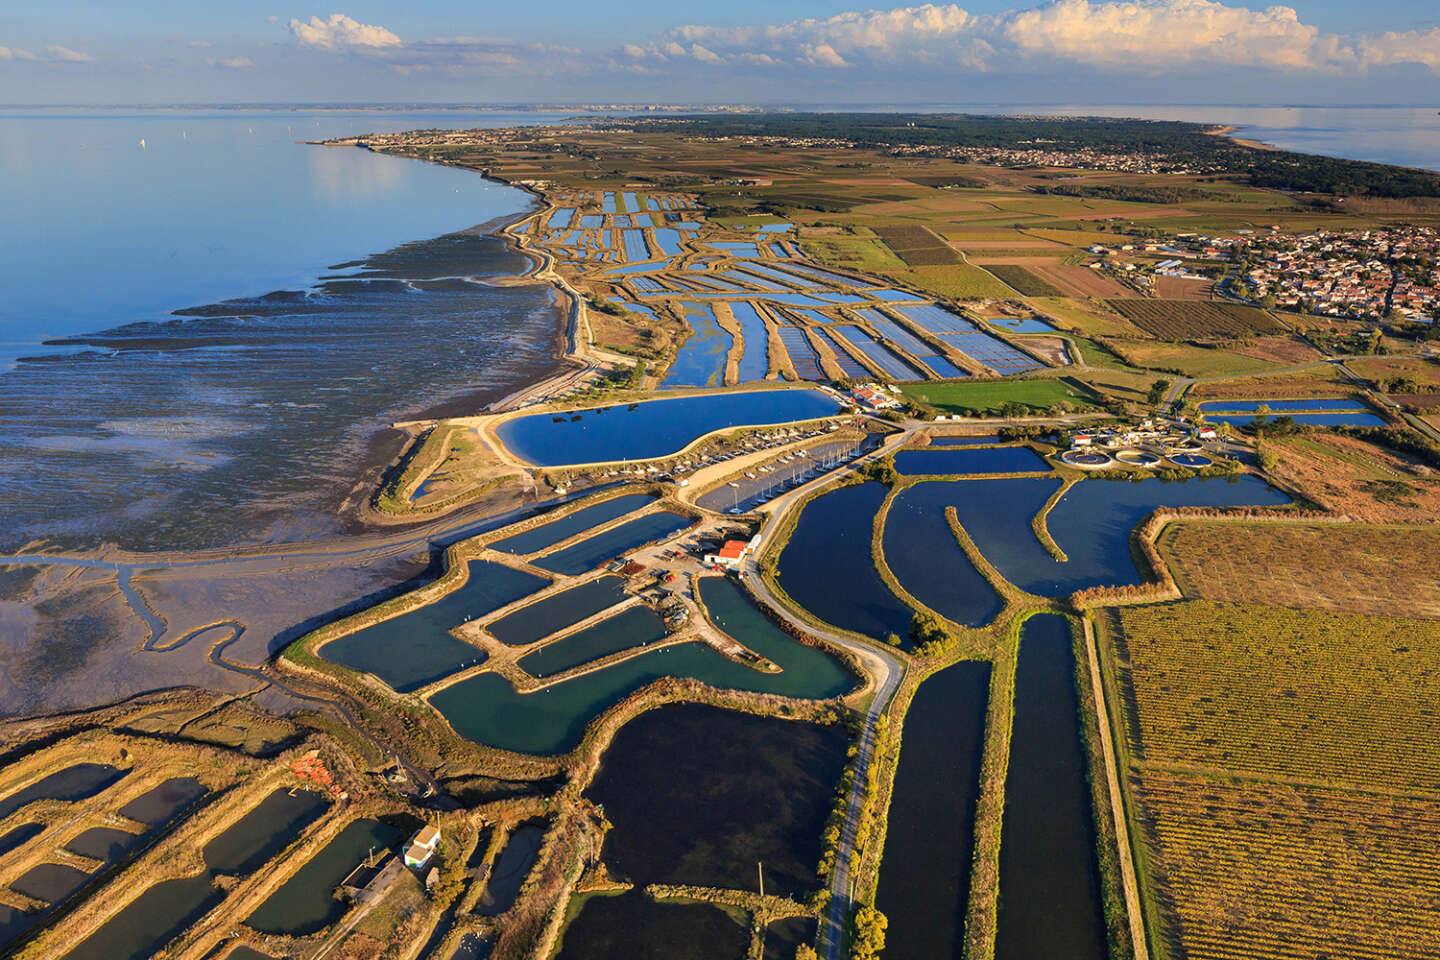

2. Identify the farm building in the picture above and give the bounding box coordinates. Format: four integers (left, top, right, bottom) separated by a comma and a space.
405, 824, 441, 870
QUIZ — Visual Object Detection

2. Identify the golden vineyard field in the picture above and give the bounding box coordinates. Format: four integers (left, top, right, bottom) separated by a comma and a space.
1138, 771, 1440, 960
1110, 600, 1440, 793
1100, 598, 1440, 960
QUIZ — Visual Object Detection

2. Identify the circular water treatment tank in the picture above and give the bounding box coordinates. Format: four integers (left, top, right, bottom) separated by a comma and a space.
1171, 453, 1212, 468
1114, 448, 1162, 466
1060, 450, 1112, 468
1173, 438, 1204, 451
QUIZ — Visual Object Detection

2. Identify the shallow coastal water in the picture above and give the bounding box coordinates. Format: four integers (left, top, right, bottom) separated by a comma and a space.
0, 109, 571, 554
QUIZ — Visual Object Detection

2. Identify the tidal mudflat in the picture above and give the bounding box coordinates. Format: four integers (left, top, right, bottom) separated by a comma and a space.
586, 703, 848, 896
2, 230, 564, 555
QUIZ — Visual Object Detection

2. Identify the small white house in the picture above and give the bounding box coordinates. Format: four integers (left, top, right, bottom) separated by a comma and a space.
405, 824, 441, 870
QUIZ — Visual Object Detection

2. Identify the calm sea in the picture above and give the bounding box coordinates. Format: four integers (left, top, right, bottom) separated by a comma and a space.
0, 109, 575, 552
857, 104, 1440, 172
1036, 105, 1440, 173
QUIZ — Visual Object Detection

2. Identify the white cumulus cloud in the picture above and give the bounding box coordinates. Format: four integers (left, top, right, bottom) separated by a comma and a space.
287, 13, 401, 51
210, 56, 256, 69
47, 44, 93, 62
647, 0, 1440, 75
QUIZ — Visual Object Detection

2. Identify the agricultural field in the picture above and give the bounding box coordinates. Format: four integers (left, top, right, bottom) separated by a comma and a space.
1105, 299, 1281, 339
1266, 432, 1440, 522
1136, 771, 1440, 960
1105, 339, 1282, 378
1160, 521, 1440, 619
1102, 599, 1440, 960
1225, 334, 1325, 366
1027, 297, 1148, 338
983, 264, 1063, 297
875, 264, 1016, 300
899, 377, 1100, 414
873, 225, 962, 265
1186, 366, 1351, 399
1347, 355, 1440, 389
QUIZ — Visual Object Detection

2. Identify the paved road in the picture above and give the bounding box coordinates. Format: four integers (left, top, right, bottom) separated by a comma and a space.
737, 428, 909, 960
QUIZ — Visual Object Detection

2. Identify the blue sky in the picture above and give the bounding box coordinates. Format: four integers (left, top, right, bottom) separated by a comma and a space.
3, 1, 1439, 104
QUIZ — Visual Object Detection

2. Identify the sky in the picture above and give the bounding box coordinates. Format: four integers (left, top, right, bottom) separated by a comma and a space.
2, 0, 1439, 105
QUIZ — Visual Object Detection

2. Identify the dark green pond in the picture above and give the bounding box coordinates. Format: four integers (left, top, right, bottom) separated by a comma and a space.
0, 822, 44, 857
776, 481, 914, 642
64, 826, 143, 863
586, 703, 848, 896
531, 511, 692, 576
10, 862, 91, 904
517, 605, 668, 678
203, 788, 330, 874
61, 788, 328, 960
0, 763, 126, 821
321, 559, 547, 691
764, 915, 818, 960
489, 494, 656, 554
245, 818, 401, 936
698, 576, 855, 699
994, 614, 1107, 960
487, 576, 629, 647
555, 891, 749, 960
62, 873, 223, 960
433, 610, 854, 756
876, 660, 991, 960
117, 777, 206, 826
476, 820, 546, 916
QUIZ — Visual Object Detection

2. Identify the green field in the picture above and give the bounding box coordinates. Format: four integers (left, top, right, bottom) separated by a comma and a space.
900, 378, 1101, 414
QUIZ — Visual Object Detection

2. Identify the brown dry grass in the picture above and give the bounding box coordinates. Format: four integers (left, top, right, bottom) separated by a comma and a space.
1187, 367, 1350, 399
1228, 334, 1325, 365
1031, 263, 1134, 299
1160, 521, 1440, 619
1268, 433, 1440, 523
1153, 275, 1215, 300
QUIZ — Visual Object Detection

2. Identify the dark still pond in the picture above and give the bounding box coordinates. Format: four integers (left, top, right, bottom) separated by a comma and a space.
495, 389, 841, 466
776, 482, 914, 642
246, 818, 401, 935
555, 891, 748, 960
892, 446, 1050, 476
876, 661, 991, 960
320, 559, 547, 691
995, 614, 1107, 960
477, 820, 546, 916
517, 606, 668, 678
586, 703, 848, 897
432, 599, 855, 756
883, 484, 1004, 628
489, 494, 656, 555
949, 475, 1290, 595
